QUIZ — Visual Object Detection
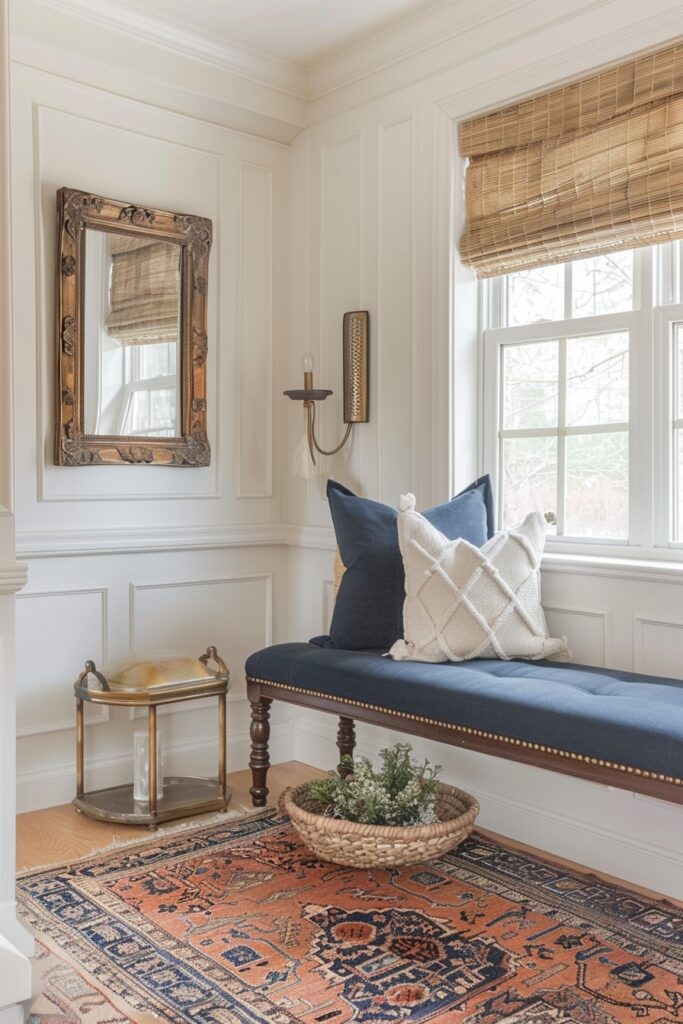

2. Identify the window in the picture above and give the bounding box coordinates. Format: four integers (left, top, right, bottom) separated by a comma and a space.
117, 341, 178, 437
481, 243, 683, 557
673, 324, 683, 542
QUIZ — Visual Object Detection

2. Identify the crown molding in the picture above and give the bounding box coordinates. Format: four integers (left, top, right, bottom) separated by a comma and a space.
307, 0, 544, 100
20, 0, 309, 99
12, 0, 683, 128
10, 35, 305, 144
435, 3, 683, 122
16, 0, 683, 129
17, 0, 524, 106
307, 0, 683, 121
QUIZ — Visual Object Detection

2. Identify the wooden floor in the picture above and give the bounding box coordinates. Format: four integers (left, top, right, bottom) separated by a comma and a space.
16, 760, 682, 909
16, 760, 316, 871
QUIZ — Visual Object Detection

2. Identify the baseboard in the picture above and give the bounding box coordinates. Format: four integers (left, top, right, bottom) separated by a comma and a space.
16, 722, 291, 813
293, 710, 683, 901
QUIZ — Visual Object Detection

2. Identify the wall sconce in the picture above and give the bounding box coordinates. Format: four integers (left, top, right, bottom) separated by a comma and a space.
284, 311, 369, 465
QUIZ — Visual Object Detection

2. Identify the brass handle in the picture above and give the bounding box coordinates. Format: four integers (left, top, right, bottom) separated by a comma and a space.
199, 646, 230, 689
76, 659, 109, 692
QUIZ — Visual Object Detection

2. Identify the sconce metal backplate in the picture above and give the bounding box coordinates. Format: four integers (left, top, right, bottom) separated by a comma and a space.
343, 311, 369, 424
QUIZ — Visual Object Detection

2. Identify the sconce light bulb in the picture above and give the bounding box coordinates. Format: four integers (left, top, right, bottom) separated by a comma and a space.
302, 352, 315, 373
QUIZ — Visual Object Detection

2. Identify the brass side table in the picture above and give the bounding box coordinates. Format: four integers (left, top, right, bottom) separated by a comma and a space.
73, 646, 231, 828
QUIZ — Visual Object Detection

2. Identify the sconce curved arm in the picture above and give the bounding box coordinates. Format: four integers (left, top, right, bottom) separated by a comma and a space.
306, 403, 352, 463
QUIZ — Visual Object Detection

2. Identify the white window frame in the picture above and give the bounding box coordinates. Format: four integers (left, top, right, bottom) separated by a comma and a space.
481, 244, 683, 561
116, 344, 178, 437
117, 376, 178, 437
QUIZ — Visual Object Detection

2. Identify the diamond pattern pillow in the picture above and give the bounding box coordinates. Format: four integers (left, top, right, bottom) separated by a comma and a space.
390, 494, 571, 664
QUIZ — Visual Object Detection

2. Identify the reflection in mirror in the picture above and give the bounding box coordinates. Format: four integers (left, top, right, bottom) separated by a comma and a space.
83, 228, 182, 437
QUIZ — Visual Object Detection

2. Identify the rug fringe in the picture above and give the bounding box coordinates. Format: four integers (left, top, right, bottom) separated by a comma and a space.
18, 805, 275, 877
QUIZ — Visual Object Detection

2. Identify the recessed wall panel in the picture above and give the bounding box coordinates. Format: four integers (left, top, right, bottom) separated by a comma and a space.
634, 617, 683, 678
319, 135, 361, 463
378, 116, 414, 504
35, 104, 221, 502
16, 589, 106, 735
131, 574, 271, 699
543, 607, 608, 666
237, 161, 273, 497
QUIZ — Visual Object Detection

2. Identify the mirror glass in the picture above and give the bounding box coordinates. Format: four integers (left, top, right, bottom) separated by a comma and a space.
83, 228, 182, 437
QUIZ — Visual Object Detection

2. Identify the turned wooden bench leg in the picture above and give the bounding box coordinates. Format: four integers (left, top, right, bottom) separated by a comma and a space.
337, 716, 355, 777
249, 696, 272, 807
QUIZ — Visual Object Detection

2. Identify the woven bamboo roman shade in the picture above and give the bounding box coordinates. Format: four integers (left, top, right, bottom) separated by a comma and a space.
106, 235, 181, 345
459, 41, 683, 277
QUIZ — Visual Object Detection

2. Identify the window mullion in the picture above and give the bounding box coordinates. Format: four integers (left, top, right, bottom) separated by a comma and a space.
498, 276, 507, 329
564, 261, 572, 320
556, 337, 567, 536
497, 340, 505, 527
633, 245, 654, 550
500, 423, 628, 439
674, 241, 681, 305
657, 243, 672, 306
482, 331, 503, 526
653, 309, 674, 546
486, 309, 638, 345
674, 426, 680, 543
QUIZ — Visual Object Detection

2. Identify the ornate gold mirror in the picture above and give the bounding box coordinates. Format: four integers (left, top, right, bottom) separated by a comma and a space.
55, 187, 212, 466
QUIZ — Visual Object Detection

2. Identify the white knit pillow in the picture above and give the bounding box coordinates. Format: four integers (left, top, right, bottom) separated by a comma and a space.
390, 494, 571, 664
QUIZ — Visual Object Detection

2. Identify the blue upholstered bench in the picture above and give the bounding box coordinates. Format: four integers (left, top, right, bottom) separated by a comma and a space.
245, 643, 683, 807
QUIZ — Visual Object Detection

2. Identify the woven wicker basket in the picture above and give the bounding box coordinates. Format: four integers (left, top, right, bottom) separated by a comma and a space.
281, 781, 479, 868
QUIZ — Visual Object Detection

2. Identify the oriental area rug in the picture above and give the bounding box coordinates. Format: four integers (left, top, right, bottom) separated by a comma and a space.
18, 810, 683, 1024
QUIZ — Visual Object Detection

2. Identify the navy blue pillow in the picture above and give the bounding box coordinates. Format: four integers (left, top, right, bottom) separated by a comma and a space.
324, 477, 494, 651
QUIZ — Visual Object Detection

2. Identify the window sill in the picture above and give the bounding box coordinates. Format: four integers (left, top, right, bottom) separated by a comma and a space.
542, 550, 683, 583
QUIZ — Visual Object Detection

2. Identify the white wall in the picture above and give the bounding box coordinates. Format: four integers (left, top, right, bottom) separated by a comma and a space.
9, 17, 295, 811
285, 0, 683, 898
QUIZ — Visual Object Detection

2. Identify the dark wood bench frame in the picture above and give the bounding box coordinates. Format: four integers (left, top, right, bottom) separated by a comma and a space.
246, 675, 683, 807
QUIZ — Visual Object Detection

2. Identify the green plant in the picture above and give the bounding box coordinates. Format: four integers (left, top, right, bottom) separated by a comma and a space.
306, 743, 441, 827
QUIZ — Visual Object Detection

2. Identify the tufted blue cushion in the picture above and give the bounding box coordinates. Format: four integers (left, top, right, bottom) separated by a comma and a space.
245, 644, 683, 781
326, 476, 494, 650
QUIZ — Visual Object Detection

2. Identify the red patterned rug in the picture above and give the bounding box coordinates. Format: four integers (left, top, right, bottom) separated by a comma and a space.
18, 809, 683, 1023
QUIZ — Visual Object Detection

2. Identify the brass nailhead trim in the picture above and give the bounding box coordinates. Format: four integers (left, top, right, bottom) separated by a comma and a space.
246, 676, 683, 788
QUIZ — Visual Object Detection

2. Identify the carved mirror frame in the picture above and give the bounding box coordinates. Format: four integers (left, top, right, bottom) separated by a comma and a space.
55, 187, 212, 466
